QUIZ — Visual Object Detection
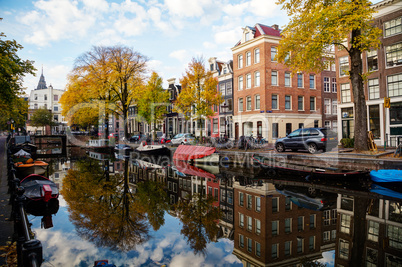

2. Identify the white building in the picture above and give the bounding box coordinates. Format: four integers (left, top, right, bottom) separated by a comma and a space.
27, 69, 67, 134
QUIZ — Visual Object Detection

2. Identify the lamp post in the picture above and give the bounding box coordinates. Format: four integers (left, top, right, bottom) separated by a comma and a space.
10, 118, 15, 137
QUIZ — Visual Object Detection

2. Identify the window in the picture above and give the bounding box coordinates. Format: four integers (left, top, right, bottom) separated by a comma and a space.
285, 197, 292, 210
246, 96, 251, 111
309, 74, 315, 89
285, 241, 291, 256
332, 100, 338, 115
255, 219, 261, 234
255, 95, 260, 109
339, 239, 349, 259
297, 238, 304, 253
324, 231, 331, 241
272, 221, 278, 235
332, 78, 337, 93
239, 234, 244, 248
246, 51, 251, 66
366, 248, 378, 267
272, 123, 278, 139
271, 71, 278, 86
286, 123, 292, 135
341, 83, 351, 103
239, 98, 243, 112
247, 216, 252, 231
247, 194, 252, 209
339, 56, 349, 76
285, 95, 291, 110
238, 54, 243, 68
254, 71, 260, 87
255, 197, 261, 212
255, 242, 261, 257
238, 76, 243, 91
247, 238, 252, 252
368, 220, 379, 242
297, 73, 303, 88
272, 197, 278, 212
387, 225, 402, 249
246, 74, 251, 88
272, 95, 278, 109
254, 48, 260, 63
385, 17, 402, 37
325, 121, 331, 128
298, 96, 304, 111
298, 216, 304, 231
239, 213, 244, 227
310, 214, 316, 229
285, 218, 292, 233
324, 77, 330, 92
386, 43, 402, 67
310, 97, 315, 111
54, 106, 58, 112
213, 118, 218, 133
44, 94, 47, 100
367, 50, 378, 71
220, 83, 225, 96
309, 236, 315, 250
324, 99, 331, 114
226, 82, 232, 95
388, 73, 402, 97
285, 72, 291, 87
272, 243, 278, 258
368, 78, 379, 99
239, 192, 244, 206
271, 47, 277, 61
340, 214, 351, 234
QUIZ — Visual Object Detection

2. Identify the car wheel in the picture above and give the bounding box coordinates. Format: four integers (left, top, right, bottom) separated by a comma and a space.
307, 187, 317, 197
275, 143, 285, 152
308, 143, 318, 154
181, 142, 184, 145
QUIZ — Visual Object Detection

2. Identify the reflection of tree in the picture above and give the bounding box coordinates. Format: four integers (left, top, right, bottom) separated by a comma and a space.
136, 179, 169, 231
175, 193, 220, 254
61, 158, 149, 252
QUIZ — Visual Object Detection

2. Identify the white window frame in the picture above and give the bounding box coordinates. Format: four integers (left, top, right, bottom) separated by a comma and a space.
254, 48, 260, 63
271, 70, 278, 86
246, 51, 251, 66
246, 96, 251, 111
238, 98, 243, 112
384, 17, 402, 37
309, 74, 316, 89
285, 95, 291, 110
324, 77, 330, 92
339, 56, 349, 77
238, 54, 243, 69
324, 98, 331, 114
246, 74, 251, 89
255, 94, 260, 110
285, 72, 291, 87
254, 71, 260, 87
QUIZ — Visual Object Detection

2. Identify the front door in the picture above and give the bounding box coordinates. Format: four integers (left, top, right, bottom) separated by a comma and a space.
235, 123, 239, 140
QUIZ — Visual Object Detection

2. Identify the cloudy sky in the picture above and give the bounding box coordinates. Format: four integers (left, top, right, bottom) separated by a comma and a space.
1, 0, 289, 95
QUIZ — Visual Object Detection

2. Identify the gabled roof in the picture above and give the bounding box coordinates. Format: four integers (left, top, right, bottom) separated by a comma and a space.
234, 23, 281, 47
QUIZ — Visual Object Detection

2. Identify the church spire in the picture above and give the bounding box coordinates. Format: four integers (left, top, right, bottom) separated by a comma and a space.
36, 66, 47, 90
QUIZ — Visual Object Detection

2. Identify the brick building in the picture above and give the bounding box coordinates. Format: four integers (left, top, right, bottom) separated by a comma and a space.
336, 0, 402, 146
232, 23, 323, 143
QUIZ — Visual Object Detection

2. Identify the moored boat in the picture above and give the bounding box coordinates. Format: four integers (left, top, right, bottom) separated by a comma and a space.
14, 158, 49, 177
20, 174, 59, 202
134, 141, 170, 156
370, 169, 402, 183
173, 145, 218, 164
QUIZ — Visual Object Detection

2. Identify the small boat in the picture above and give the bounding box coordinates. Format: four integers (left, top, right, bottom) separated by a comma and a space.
20, 174, 59, 202
14, 158, 49, 177
173, 145, 218, 163
173, 160, 215, 179
370, 169, 402, 183
134, 141, 170, 156
252, 155, 368, 179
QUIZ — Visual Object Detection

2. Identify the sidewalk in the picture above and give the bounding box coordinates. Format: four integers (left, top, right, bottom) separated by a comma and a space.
0, 136, 13, 266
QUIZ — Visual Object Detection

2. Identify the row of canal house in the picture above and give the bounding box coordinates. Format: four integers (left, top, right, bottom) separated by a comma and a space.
127, 161, 402, 266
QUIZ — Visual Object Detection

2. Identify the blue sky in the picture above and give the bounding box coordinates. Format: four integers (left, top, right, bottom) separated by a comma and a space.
1, 0, 289, 95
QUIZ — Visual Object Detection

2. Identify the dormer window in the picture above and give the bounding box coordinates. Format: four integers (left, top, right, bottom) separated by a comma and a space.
245, 32, 250, 41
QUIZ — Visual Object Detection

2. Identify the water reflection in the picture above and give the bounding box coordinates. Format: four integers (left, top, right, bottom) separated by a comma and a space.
30, 147, 402, 266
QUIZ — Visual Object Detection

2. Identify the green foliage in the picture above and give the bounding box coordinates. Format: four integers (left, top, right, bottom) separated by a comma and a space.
0, 97, 28, 131
340, 138, 355, 148
30, 107, 55, 130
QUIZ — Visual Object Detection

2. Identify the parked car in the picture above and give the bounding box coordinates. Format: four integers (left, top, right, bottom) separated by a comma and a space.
129, 134, 141, 142
275, 127, 338, 154
171, 133, 195, 145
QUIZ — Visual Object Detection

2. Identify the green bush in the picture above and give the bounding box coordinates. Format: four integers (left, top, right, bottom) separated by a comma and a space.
340, 138, 354, 148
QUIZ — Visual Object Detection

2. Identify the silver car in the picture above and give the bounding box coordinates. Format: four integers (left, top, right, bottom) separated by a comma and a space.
171, 133, 195, 145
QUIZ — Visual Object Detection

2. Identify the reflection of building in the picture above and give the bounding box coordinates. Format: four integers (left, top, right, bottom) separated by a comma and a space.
335, 194, 402, 266
27, 68, 67, 134
336, 0, 402, 146
232, 24, 323, 142
218, 174, 235, 240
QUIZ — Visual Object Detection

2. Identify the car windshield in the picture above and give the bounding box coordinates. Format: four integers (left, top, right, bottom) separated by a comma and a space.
185, 134, 195, 138
288, 129, 301, 137
173, 134, 183, 139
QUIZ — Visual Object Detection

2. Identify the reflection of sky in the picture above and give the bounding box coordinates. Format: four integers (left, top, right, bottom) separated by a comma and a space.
318, 251, 335, 267
29, 196, 242, 267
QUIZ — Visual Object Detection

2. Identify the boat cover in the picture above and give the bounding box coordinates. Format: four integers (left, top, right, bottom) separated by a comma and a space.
370, 184, 402, 200
13, 149, 31, 157
370, 170, 402, 183
20, 174, 59, 201
173, 145, 216, 161
173, 160, 215, 179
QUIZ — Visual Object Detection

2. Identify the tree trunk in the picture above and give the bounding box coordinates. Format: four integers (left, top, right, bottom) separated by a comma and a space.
350, 29, 368, 151
123, 82, 129, 140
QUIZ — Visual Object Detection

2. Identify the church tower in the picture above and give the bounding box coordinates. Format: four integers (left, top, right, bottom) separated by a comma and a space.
36, 66, 47, 90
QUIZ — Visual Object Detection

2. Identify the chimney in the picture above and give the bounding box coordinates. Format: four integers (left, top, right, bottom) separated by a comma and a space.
167, 78, 176, 85
271, 24, 279, 31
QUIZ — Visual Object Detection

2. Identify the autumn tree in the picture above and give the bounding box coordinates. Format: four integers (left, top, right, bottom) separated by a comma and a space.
137, 72, 169, 140
30, 107, 55, 134
276, 0, 381, 151
0, 97, 28, 132
175, 57, 222, 138
0, 28, 35, 129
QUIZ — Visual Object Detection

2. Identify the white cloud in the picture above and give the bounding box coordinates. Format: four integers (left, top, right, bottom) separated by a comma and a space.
164, 0, 213, 18
223, 2, 249, 17
214, 29, 240, 45
91, 28, 129, 46
148, 7, 170, 32
169, 252, 205, 267
203, 41, 216, 49
169, 49, 189, 62
249, 0, 280, 17
150, 246, 164, 262
82, 0, 109, 12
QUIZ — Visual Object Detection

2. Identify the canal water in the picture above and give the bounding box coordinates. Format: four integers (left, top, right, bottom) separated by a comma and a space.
28, 148, 402, 267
